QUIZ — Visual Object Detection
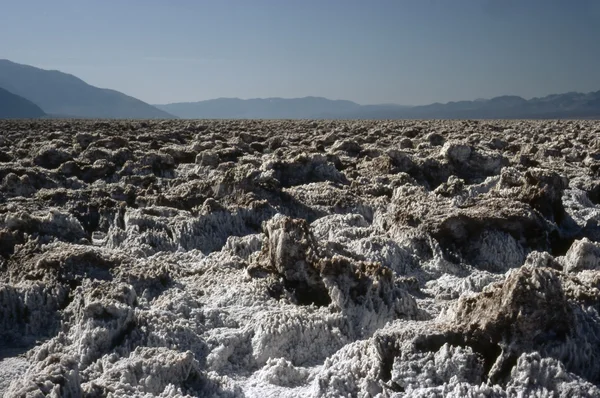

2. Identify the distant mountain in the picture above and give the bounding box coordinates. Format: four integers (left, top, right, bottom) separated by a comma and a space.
0, 86, 45, 118
155, 97, 370, 119
157, 91, 600, 120
401, 92, 600, 119
0, 60, 175, 119
2, 58, 596, 120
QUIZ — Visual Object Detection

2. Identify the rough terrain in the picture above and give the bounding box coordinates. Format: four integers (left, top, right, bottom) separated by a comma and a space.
0, 119, 599, 397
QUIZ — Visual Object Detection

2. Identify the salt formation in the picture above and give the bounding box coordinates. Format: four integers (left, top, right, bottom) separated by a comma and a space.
0, 119, 599, 397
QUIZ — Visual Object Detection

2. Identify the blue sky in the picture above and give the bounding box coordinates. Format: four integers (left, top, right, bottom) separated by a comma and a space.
2, 0, 599, 105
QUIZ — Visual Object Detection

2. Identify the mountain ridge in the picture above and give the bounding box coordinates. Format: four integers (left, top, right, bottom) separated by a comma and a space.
1, 59, 599, 120
0, 86, 46, 118
155, 97, 410, 119
156, 91, 600, 120
0, 60, 175, 119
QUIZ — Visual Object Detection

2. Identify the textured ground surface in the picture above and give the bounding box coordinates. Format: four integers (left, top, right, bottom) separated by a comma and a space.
0, 119, 600, 397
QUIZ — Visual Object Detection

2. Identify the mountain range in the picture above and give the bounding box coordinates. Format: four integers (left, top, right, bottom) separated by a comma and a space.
394, 92, 600, 120
1, 59, 600, 120
156, 92, 600, 120
0, 86, 45, 119
0, 60, 173, 119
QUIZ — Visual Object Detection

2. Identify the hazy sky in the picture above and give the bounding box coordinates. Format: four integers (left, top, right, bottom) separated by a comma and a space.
2, 0, 600, 105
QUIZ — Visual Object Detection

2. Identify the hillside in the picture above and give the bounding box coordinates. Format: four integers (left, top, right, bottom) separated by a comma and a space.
0, 60, 174, 119
0, 86, 45, 118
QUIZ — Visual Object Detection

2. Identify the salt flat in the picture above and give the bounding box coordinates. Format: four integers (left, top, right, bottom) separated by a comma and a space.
0, 119, 599, 397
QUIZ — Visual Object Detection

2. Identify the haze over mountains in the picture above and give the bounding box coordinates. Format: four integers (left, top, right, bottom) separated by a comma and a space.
1, 59, 600, 120
156, 97, 361, 119
154, 97, 413, 120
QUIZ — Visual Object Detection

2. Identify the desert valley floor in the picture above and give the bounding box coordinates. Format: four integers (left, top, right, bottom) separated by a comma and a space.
0, 119, 600, 397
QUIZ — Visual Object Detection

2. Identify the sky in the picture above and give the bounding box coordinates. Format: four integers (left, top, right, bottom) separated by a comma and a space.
1, 0, 600, 105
